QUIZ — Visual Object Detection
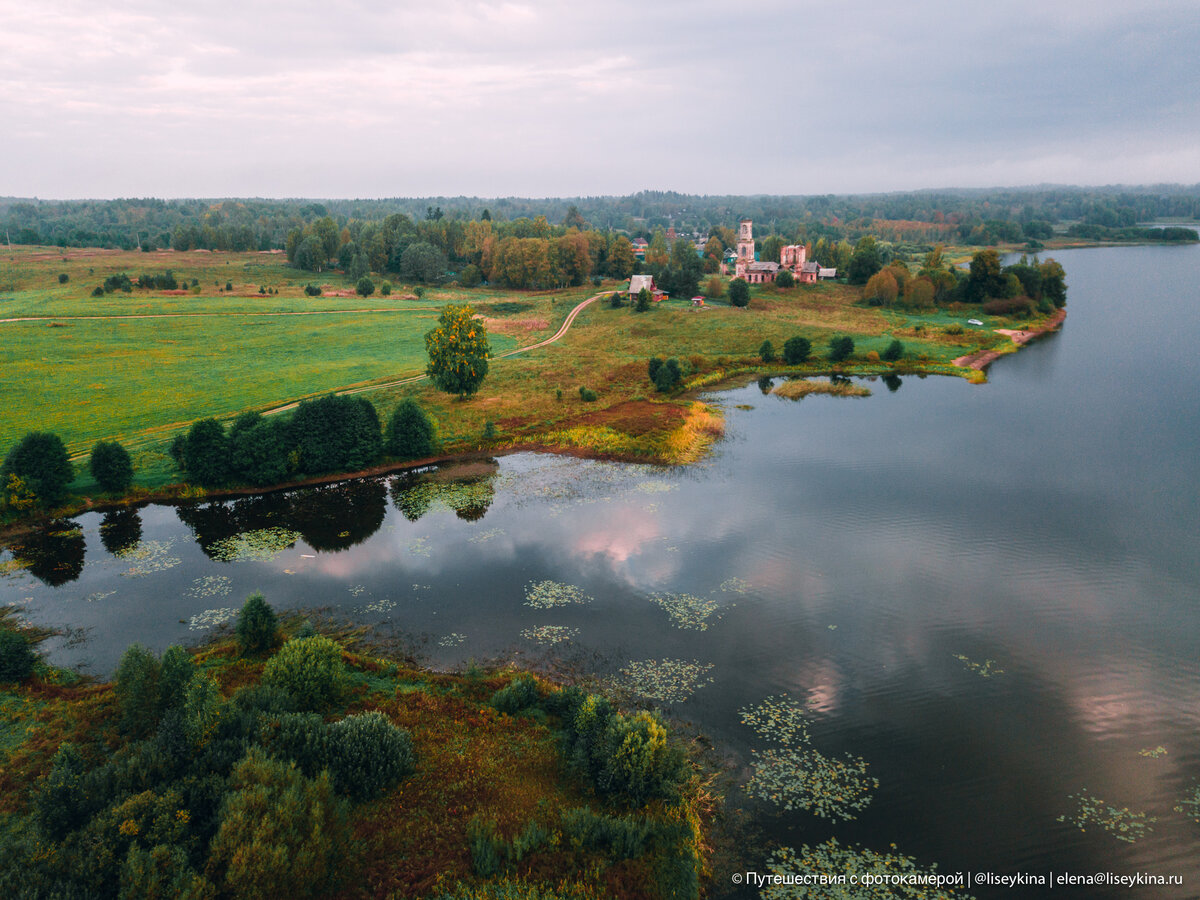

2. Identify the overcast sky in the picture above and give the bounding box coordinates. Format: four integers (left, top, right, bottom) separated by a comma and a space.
2, 0, 1198, 199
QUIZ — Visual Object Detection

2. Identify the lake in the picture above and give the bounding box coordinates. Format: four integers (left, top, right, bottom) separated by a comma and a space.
4, 244, 1199, 898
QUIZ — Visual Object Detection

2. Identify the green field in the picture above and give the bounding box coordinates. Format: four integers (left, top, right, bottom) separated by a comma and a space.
1, 244, 1031, 502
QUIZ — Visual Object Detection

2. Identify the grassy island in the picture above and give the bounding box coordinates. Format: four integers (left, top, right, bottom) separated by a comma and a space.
0, 600, 713, 899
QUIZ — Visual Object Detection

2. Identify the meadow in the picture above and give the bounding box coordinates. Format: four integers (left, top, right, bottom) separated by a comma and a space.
0, 245, 1023, 503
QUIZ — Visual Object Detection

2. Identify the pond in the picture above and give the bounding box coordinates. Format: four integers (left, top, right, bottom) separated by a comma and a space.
4, 244, 1199, 898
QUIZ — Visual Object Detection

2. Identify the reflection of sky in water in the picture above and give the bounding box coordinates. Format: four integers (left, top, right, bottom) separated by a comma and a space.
4, 246, 1200, 897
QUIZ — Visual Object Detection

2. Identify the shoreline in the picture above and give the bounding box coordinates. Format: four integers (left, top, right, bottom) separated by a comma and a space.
951, 307, 1067, 369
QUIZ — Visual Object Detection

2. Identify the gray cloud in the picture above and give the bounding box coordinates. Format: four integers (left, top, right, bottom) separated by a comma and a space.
1, 0, 1196, 197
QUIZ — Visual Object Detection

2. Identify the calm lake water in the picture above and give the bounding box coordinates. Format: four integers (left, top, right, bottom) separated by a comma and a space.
4, 245, 1199, 898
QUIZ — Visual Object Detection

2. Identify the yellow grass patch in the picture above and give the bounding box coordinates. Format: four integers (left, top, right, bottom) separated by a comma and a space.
771, 379, 871, 400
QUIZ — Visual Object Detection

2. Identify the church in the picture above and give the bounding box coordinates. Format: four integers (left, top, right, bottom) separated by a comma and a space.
723, 219, 820, 284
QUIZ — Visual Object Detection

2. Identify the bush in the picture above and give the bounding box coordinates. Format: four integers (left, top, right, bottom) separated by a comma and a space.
828, 336, 854, 363
385, 399, 437, 460
561, 807, 652, 859
982, 296, 1033, 316
491, 676, 540, 714
115, 643, 162, 736
0, 627, 37, 682
208, 748, 349, 900
325, 711, 415, 800
704, 274, 725, 299
609, 292, 624, 308
782, 336, 811, 364
759, 340, 775, 363
458, 264, 482, 288
91, 285, 105, 296
728, 278, 750, 307
263, 634, 346, 711
578, 387, 598, 402
34, 743, 92, 840
225, 281, 233, 291
775, 269, 794, 288
882, 339, 904, 362
58, 273, 69, 284
158, 644, 196, 714
89, 440, 133, 493
2, 431, 74, 508
304, 283, 322, 297
261, 711, 330, 776
236, 593, 278, 656
119, 844, 213, 900
355, 276, 375, 298
652, 358, 682, 392
647, 357, 663, 381
600, 710, 685, 805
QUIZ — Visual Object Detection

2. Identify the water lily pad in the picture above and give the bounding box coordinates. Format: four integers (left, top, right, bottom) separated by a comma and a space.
119, 540, 182, 576
616, 658, 714, 704
747, 746, 878, 820
185, 575, 232, 600
952, 654, 1004, 677
1175, 782, 1200, 824
209, 528, 301, 562
438, 632, 466, 647
740, 694, 812, 745
188, 607, 237, 630
648, 592, 724, 630
520, 625, 579, 645
525, 580, 591, 609
1058, 789, 1156, 843
761, 840, 973, 899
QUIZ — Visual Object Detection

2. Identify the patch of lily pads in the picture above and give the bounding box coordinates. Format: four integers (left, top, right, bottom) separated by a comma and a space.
468, 528, 505, 544
616, 658, 714, 704
185, 575, 232, 600
438, 633, 466, 648
952, 654, 1004, 677
720, 577, 750, 595
761, 840, 974, 900
740, 693, 877, 821
119, 540, 182, 576
648, 592, 724, 630
524, 580, 591, 609
1057, 789, 1156, 843
1175, 782, 1200, 824
208, 528, 301, 563
740, 695, 812, 745
520, 625, 579, 645
747, 747, 878, 819
188, 607, 237, 631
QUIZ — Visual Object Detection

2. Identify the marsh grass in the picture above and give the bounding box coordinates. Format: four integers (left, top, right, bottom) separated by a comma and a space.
770, 378, 871, 400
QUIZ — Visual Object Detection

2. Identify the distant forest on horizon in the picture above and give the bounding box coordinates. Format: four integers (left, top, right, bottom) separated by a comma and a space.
3, 185, 1199, 254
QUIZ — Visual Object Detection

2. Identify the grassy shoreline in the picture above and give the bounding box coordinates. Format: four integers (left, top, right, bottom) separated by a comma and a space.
1, 245, 1068, 537
0, 607, 717, 898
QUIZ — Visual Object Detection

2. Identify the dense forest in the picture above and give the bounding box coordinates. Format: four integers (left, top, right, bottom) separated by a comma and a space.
3, 186, 1198, 257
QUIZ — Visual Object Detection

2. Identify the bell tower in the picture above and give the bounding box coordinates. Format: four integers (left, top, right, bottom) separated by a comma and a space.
736, 218, 755, 261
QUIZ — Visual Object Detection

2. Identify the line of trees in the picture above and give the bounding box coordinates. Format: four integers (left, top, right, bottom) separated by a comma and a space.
169, 395, 439, 489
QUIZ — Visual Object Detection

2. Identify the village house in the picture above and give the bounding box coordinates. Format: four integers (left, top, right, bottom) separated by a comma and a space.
628, 274, 668, 302
631, 237, 649, 260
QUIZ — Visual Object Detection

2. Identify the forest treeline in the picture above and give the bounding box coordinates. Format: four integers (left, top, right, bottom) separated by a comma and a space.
2, 186, 1198, 256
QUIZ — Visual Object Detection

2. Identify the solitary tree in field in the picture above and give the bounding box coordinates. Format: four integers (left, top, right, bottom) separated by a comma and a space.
425, 304, 490, 399
728, 278, 750, 308
89, 441, 133, 493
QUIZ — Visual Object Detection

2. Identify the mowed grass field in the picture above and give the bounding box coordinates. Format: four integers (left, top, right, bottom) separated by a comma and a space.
1, 244, 1018, 493
0, 247, 588, 462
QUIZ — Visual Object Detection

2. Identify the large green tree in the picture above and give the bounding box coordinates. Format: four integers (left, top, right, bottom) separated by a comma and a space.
2, 432, 74, 508
425, 304, 490, 398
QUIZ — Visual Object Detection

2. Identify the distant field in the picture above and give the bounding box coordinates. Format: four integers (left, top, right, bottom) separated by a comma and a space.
0, 247, 579, 461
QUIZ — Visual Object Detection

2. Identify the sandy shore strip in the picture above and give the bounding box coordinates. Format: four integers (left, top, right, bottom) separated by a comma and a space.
954, 308, 1067, 369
